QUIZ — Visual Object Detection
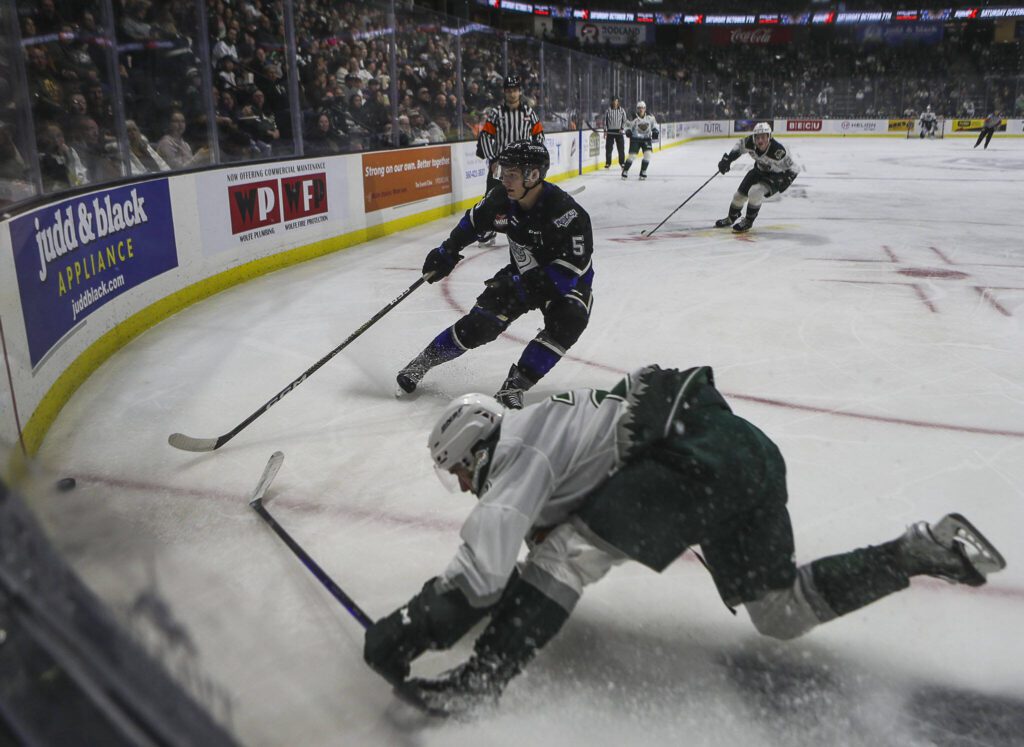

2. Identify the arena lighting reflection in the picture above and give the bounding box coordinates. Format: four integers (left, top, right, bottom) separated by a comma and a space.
474, 1, 1024, 25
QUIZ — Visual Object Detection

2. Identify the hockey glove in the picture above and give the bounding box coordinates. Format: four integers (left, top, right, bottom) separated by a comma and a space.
486, 268, 552, 308
652, 129, 660, 141
717, 155, 732, 175
422, 244, 461, 283
364, 578, 487, 683
765, 172, 794, 194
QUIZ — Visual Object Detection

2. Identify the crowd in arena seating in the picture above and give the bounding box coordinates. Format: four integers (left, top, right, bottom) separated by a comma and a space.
5, 0, 1022, 202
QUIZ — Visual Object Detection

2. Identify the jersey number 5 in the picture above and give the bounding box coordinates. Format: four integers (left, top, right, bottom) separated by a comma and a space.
572, 236, 585, 256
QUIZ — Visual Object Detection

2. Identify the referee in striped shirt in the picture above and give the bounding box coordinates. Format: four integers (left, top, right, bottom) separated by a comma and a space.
476, 74, 544, 244
603, 96, 627, 168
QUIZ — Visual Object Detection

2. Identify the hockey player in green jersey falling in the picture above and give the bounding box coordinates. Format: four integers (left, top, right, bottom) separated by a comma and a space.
364, 364, 1006, 716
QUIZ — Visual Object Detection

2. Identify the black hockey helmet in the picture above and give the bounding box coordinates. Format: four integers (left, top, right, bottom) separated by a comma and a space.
497, 140, 550, 180
503, 74, 522, 89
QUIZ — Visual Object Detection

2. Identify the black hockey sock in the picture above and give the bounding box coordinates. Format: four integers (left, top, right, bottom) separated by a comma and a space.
471, 577, 570, 687
745, 206, 760, 222
808, 542, 909, 617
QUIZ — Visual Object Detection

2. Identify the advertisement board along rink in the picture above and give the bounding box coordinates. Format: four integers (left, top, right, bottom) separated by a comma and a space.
25, 136, 1024, 747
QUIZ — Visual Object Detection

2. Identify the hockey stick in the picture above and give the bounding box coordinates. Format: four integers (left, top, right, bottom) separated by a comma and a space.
641, 171, 719, 237
567, 185, 586, 196
247, 453, 447, 716
168, 275, 430, 452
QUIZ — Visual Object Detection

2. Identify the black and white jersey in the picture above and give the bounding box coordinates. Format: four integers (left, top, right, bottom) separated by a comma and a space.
725, 135, 798, 176
920, 111, 938, 126
604, 107, 627, 133
479, 103, 544, 161
626, 114, 659, 142
443, 181, 594, 304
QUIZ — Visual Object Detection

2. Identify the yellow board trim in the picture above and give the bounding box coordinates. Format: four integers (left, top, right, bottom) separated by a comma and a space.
15, 198, 480, 458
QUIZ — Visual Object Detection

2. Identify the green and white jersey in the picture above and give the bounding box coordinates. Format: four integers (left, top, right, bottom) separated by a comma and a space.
440, 386, 629, 605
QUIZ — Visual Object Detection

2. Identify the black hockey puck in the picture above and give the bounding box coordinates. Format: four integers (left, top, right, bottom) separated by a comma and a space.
56, 477, 76, 491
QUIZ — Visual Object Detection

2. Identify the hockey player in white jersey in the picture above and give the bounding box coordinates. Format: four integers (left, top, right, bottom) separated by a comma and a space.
715, 121, 798, 233
919, 105, 939, 139
364, 364, 1005, 716
620, 101, 659, 180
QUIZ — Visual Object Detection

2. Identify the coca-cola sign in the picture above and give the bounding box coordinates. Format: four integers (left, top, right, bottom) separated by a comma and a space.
710, 26, 793, 45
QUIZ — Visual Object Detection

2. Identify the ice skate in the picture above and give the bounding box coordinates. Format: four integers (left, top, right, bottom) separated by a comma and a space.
620, 169, 628, 180
732, 217, 755, 233
494, 364, 534, 410
897, 513, 1006, 587
478, 231, 496, 247
395, 354, 436, 396
639, 173, 647, 181
715, 207, 741, 228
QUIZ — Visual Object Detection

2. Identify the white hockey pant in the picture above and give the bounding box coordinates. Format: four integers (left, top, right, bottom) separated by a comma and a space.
743, 564, 838, 640
519, 523, 626, 613
732, 182, 770, 212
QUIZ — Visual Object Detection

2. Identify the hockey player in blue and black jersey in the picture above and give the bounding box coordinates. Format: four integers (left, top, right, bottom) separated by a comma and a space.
395, 141, 594, 409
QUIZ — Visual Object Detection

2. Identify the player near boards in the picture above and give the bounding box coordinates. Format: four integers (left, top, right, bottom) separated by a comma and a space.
620, 101, 659, 180
365, 364, 1006, 716
475, 75, 544, 246
395, 141, 593, 409
715, 121, 798, 233
974, 112, 1001, 149
602, 96, 626, 169
919, 105, 939, 139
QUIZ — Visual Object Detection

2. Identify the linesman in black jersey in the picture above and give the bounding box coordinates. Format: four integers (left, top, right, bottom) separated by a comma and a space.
475, 75, 544, 245
395, 141, 593, 409
715, 121, 798, 233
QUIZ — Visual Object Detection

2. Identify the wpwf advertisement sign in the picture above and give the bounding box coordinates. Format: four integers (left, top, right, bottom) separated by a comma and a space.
9, 179, 178, 367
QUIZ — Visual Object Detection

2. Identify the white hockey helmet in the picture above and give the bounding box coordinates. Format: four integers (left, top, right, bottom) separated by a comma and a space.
753, 122, 772, 136
636, 100, 646, 111
428, 393, 504, 473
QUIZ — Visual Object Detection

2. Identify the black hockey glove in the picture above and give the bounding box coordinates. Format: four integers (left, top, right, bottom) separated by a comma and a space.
717, 154, 732, 175
652, 129, 660, 141
766, 172, 794, 194
422, 244, 461, 283
364, 578, 487, 683
486, 268, 551, 308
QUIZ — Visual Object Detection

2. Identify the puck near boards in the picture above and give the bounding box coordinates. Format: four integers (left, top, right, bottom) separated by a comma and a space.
56, 477, 77, 491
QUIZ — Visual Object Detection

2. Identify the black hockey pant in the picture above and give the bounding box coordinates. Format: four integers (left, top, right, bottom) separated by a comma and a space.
605, 132, 624, 166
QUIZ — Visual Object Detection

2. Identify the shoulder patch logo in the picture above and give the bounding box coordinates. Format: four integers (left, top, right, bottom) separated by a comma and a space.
553, 208, 578, 228
774, 148, 786, 159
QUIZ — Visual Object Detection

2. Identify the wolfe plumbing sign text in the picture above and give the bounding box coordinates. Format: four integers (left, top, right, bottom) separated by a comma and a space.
362, 146, 452, 212
196, 159, 340, 255
9, 180, 178, 367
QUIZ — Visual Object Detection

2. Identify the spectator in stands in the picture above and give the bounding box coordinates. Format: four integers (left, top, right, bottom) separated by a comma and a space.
410, 109, 444, 144
156, 110, 201, 170
37, 122, 88, 190
32, 0, 63, 35
125, 119, 170, 174
305, 112, 346, 156
346, 92, 373, 150
84, 80, 114, 133
213, 26, 240, 64
120, 0, 153, 41
0, 124, 28, 183
68, 115, 120, 183
26, 46, 65, 122
217, 55, 239, 92
240, 89, 280, 152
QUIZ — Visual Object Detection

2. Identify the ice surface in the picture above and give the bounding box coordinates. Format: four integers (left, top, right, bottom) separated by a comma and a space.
25, 137, 1024, 746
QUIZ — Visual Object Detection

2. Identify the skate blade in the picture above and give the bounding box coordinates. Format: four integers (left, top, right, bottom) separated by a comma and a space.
932, 513, 1007, 581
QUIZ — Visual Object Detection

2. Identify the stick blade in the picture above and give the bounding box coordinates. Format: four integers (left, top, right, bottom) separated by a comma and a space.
249, 451, 285, 507
168, 432, 220, 452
